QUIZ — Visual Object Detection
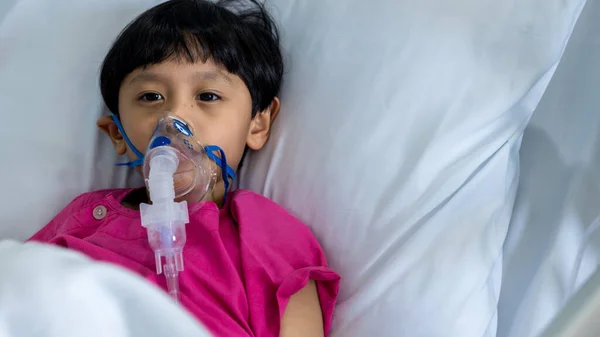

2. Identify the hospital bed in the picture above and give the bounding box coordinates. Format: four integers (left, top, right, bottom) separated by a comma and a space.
0, 0, 598, 336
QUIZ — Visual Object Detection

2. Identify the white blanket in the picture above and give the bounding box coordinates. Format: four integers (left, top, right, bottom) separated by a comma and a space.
0, 241, 212, 337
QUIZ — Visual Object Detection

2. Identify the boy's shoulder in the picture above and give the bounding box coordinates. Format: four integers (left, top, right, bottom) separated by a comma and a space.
228, 189, 276, 205
228, 189, 320, 244
29, 189, 134, 241
228, 189, 294, 218
63, 188, 133, 212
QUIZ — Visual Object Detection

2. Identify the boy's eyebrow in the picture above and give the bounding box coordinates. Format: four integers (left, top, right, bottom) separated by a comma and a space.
191, 70, 234, 84
128, 72, 164, 85
128, 70, 234, 85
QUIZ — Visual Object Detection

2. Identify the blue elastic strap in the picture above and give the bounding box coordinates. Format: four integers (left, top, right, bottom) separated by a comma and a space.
204, 145, 236, 196
111, 115, 145, 167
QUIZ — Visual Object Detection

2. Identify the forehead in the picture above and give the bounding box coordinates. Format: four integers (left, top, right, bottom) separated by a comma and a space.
123, 59, 241, 88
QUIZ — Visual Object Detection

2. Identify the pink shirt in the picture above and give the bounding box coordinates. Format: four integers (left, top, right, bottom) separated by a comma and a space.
29, 189, 340, 336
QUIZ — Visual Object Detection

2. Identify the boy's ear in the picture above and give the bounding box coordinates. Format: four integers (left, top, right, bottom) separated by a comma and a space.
246, 97, 280, 151
97, 115, 127, 155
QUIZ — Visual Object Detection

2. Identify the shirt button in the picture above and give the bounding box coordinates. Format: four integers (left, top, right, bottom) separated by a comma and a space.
93, 205, 107, 220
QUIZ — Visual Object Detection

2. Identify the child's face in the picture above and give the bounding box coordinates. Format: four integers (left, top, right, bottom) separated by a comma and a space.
98, 58, 279, 202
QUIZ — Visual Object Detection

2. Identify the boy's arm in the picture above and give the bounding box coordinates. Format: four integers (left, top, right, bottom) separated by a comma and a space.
280, 280, 325, 337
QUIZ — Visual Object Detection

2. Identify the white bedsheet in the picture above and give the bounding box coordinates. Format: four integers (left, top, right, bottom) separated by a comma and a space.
499, 1, 600, 336
0, 240, 212, 337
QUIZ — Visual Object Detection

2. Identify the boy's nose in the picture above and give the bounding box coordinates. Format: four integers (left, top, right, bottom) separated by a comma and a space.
166, 102, 198, 126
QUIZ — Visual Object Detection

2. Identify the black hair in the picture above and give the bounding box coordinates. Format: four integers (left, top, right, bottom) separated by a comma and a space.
99, 0, 283, 118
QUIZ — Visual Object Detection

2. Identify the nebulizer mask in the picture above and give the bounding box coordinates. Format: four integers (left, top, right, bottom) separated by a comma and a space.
111, 112, 235, 302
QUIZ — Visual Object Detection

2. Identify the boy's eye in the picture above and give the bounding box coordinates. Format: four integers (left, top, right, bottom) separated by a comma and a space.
197, 92, 221, 102
139, 92, 163, 102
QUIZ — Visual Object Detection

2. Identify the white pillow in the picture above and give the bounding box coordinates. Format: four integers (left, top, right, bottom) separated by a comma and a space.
237, 0, 586, 336
0, 0, 151, 240
499, 1, 600, 336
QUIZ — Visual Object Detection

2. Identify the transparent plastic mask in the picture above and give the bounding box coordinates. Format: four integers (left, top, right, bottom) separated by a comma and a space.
142, 112, 218, 201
